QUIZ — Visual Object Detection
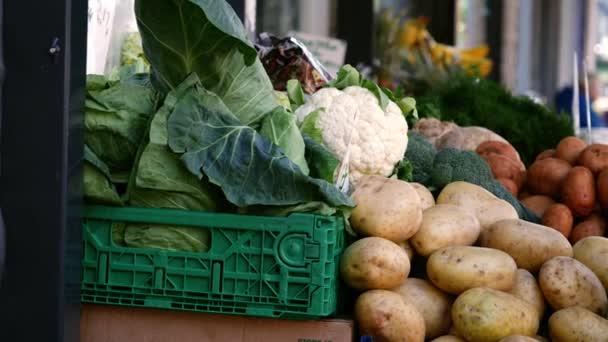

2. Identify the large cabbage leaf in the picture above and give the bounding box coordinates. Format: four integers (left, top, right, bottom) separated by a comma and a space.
165, 76, 354, 208
124, 78, 225, 252
128, 76, 223, 211
83, 145, 123, 206
259, 107, 309, 175
135, 0, 277, 126
85, 74, 158, 181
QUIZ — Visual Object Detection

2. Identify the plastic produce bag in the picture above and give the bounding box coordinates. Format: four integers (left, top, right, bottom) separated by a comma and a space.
255, 32, 331, 94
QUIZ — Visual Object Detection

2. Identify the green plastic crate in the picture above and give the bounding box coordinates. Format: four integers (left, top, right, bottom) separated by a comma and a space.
81, 206, 344, 319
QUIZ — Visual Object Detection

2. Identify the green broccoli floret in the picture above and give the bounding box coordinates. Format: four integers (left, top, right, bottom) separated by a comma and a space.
430, 148, 539, 223
403, 131, 437, 185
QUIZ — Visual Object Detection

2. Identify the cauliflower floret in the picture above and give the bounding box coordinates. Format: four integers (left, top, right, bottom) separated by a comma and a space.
295, 86, 409, 185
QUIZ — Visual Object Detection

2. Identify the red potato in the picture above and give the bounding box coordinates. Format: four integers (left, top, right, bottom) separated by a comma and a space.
555, 136, 587, 165
535, 149, 556, 161
476, 141, 521, 163
577, 144, 608, 175
597, 168, 608, 209
484, 154, 525, 188
570, 214, 606, 244
521, 195, 556, 217
561, 166, 596, 217
526, 158, 571, 197
542, 204, 574, 238
497, 178, 519, 197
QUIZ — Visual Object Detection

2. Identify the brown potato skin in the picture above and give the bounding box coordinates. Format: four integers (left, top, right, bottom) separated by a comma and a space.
520, 195, 555, 217
498, 336, 540, 342
555, 136, 587, 164
597, 168, 608, 209
549, 307, 608, 342
561, 166, 596, 217
476, 140, 521, 163
340, 237, 410, 290
526, 158, 571, 197
351, 176, 423, 242
539, 256, 608, 316
541, 203, 573, 238
570, 215, 606, 244
507, 269, 546, 321
535, 149, 556, 161
577, 144, 608, 174
498, 178, 519, 197
355, 290, 425, 342
479, 219, 573, 272
391, 278, 453, 339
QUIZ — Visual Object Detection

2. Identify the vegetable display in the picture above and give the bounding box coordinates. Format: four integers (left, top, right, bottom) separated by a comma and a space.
82, 2, 608, 341
522, 137, 608, 244
416, 75, 574, 165
342, 175, 608, 341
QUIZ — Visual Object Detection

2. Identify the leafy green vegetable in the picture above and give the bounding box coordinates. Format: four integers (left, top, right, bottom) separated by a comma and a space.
303, 135, 339, 183
287, 79, 305, 110
361, 79, 391, 110
84, 146, 123, 206
239, 201, 337, 217
299, 109, 324, 142
328, 64, 361, 89
166, 77, 354, 208
85, 74, 158, 179
274, 91, 291, 110
395, 159, 414, 182
128, 76, 223, 212
135, 0, 277, 126
417, 75, 573, 165
124, 224, 210, 252
120, 32, 149, 68
259, 107, 309, 175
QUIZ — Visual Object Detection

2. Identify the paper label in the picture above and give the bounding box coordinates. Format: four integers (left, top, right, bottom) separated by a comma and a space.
288, 31, 347, 78
86, 0, 117, 74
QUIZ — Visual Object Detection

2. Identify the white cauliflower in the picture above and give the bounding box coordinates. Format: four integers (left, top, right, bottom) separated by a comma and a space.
295, 86, 409, 185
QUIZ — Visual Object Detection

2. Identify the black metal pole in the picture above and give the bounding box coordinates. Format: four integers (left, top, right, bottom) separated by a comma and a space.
0, 0, 86, 340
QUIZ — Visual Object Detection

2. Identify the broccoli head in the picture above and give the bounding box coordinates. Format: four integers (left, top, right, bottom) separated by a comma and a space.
403, 131, 437, 185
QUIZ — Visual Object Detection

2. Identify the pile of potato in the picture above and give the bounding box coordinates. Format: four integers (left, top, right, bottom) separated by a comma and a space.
520, 137, 608, 244
342, 175, 608, 342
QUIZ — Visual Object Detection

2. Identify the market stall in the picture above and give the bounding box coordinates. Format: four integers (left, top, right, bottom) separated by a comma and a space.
1, 1, 608, 341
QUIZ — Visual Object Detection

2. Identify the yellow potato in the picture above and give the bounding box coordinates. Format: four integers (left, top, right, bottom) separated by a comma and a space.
355, 289, 425, 342
498, 336, 540, 342
479, 219, 573, 272
351, 176, 422, 242
430, 336, 466, 342
573, 236, 608, 289
539, 256, 608, 316
410, 182, 436, 210
340, 237, 410, 290
392, 278, 453, 339
437, 181, 518, 231
506, 269, 545, 320
452, 288, 539, 342
410, 204, 481, 257
549, 307, 608, 342
427, 246, 517, 294
397, 240, 415, 261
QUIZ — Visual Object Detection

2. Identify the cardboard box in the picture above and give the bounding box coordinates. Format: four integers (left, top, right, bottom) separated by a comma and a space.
81, 305, 354, 342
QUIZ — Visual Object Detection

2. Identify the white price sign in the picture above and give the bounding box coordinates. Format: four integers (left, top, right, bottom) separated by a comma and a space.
288, 31, 347, 78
